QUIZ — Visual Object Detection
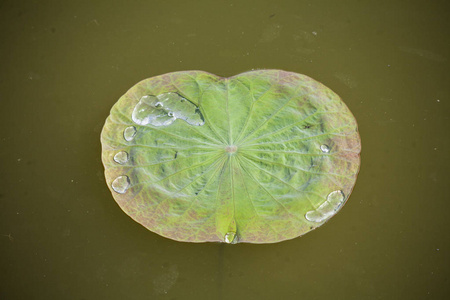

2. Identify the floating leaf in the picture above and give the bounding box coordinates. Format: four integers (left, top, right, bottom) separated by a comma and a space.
101, 70, 361, 244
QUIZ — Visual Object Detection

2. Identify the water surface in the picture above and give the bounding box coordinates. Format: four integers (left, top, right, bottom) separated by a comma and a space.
1, 0, 449, 299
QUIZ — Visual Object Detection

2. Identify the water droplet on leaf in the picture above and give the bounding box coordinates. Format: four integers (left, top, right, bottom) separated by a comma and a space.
123, 126, 136, 141
320, 144, 330, 153
113, 151, 129, 164
305, 190, 345, 222
132, 92, 204, 127
224, 232, 236, 244
112, 175, 130, 194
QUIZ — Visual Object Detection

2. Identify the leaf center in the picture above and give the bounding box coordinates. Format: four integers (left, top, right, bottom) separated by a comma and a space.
225, 145, 238, 153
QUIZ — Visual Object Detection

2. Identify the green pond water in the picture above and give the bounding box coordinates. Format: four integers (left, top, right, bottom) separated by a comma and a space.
1, 0, 449, 299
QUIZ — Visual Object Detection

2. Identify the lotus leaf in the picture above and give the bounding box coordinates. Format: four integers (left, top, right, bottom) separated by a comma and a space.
101, 70, 361, 244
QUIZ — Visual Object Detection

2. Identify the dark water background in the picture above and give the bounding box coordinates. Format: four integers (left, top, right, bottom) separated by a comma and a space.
1, 0, 449, 299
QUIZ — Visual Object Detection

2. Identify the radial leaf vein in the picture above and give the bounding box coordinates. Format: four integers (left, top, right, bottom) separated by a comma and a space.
243, 124, 353, 148
235, 157, 280, 237
225, 79, 232, 144
177, 156, 228, 218
134, 153, 222, 186
147, 156, 227, 216
107, 150, 221, 170
194, 79, 228, 145
240, 149, 358, 165
106, 118, 220, 148
169, 75, 225, 145
230, 156, 237, 230
233, 74, 280, 144
239, 155, 316, 209
241, 110, 340, 146
240, 152, 354, 180
237, 156, 305, 223
238, 85, 312, 144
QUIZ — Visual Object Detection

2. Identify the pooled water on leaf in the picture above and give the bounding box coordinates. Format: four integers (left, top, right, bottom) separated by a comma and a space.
123, 126, 136, 141
132, 92, 204, 127
305, 190, 345, 222
224, 232, 236, 244
111, 175, 130, 194
320, 144, 330, 153
113, 151, 129, 164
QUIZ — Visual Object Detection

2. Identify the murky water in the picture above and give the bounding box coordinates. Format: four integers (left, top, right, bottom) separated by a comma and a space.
1, 1, 449, 299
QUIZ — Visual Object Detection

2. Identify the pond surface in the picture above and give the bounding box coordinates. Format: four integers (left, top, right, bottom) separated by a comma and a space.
1, 1, 449, 299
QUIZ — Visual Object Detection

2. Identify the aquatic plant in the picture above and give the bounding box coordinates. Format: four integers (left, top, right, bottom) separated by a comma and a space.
101, 70, 361, 243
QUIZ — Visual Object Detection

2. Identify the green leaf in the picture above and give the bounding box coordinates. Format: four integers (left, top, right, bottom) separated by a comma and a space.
101, 70, 361, 244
